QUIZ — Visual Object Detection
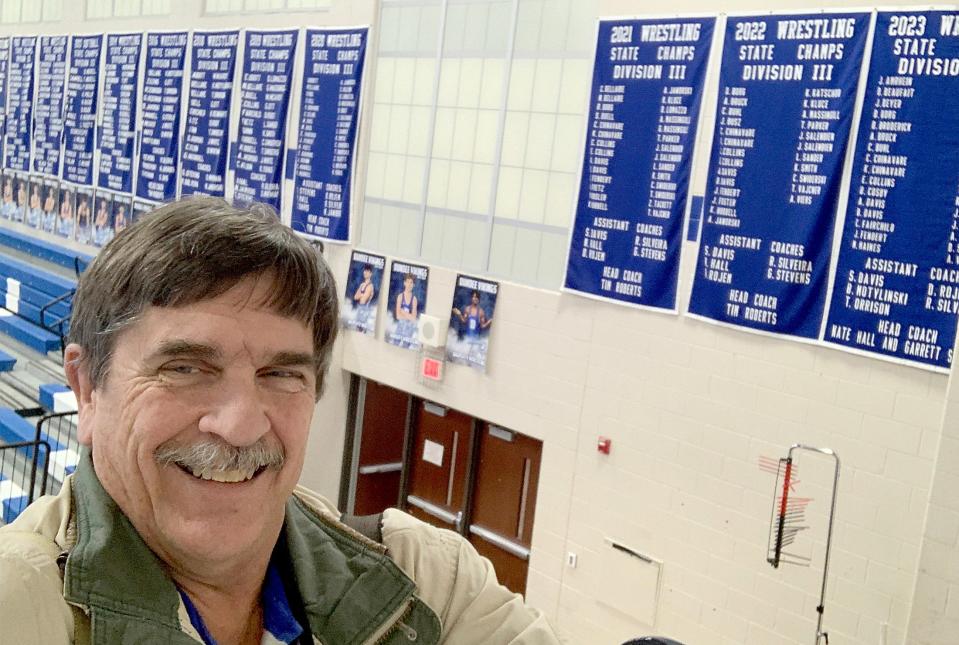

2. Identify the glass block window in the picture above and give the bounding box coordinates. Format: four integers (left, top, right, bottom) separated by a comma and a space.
86, 0, 170, 18
205, 0, 330, 12
361, 0, 596, 288
1, 0, 63, 22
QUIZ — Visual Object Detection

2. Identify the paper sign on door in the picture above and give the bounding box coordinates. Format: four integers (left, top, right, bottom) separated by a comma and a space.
422, 439, 444, 467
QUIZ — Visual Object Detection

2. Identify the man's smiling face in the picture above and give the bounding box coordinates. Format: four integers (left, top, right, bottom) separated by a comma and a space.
68, 275, 318, 573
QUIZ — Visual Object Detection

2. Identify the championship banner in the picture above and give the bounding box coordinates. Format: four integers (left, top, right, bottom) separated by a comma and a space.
564, 17, 715, 312
6, 36, 37, 172
98, 33, 143, 195
63, 35, 103, 186
687, 13, 869, 339
290, 27, 368, 242
0, 38, 10, 166
233, 29, 298, 210
135, 31, 187, 202
180, 30, 238, 198
824, 11, 959, 371
33, 35, 68, 177
341, 250, 384, 336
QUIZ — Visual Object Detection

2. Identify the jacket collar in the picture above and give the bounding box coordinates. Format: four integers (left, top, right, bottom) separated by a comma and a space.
63, 452, 416, 644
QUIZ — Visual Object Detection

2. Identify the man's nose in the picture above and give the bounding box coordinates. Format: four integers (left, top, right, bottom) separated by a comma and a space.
196, 372, 271, 445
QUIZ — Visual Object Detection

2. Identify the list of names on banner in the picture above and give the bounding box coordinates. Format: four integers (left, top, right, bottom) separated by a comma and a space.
180, 31, 238, 197
6, 36, 36, 171
137, 32, 187, 202
99, 33, 142, 193
0, 38, 11, 164
33, 36, 67, 177
233, 29, 298, 210
290, 27, 368, 242
564, 17, 715, 311
688, 14, 869, 338
825, 11, 959, 370
63, 35, 102, 186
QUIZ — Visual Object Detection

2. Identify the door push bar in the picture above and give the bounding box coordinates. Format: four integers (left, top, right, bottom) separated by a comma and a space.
358, 462, 403, 475
469, 524, 531, 561
407, 494, 462, 529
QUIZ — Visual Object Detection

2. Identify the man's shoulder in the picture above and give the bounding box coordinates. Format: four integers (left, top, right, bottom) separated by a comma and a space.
378, 509, 562, 643
0, 481, 73, 554
0, 488, 75, 644
0, 483, 73, 591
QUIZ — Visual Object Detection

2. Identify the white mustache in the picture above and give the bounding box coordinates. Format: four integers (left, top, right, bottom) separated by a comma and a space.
154, 437, 285, 473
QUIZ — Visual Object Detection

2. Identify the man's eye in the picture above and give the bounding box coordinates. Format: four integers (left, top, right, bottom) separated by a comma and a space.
162, 363, 202, 376
260, 370, 309, 392
262, 369, 304, 381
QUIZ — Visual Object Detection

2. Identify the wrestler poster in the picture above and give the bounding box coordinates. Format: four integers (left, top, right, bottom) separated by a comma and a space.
446, 274, 498, 371
341, 250, 385, 336
385, 260, 429, 350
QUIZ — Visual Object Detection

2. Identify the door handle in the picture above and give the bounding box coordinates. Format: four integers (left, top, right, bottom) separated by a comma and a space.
357, 462, 403, 475
407, 494, 462, 528
469, 524, 531, 561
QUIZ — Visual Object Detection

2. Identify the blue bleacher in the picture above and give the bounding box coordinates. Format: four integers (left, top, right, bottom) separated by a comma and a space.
0, 408, 77, 476
0, 472, 29, 524
0, 314, 61, 353
0, 408, 41, 455
0, 349, 14, 372
0, 228, 91, 274
0, 252, 76, 300
0, 229, 82, 524
0, 232, 78, 353
39, 384, 74, 412
0, 279, 71, 318
0, 280, 71, 321
0, 284, 71, 332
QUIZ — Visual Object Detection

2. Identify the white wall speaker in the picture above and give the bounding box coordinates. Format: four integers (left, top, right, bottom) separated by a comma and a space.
418, 313, 447, 348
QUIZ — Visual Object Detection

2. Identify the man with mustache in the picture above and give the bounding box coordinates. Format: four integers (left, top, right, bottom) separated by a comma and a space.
0, 197, 558, 644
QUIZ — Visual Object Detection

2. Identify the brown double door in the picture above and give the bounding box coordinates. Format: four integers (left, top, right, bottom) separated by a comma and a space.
345, 378, 542, 596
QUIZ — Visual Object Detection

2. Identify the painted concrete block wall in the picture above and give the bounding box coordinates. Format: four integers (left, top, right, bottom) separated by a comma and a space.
333, 238, 948, 644
908, 366, 959, 645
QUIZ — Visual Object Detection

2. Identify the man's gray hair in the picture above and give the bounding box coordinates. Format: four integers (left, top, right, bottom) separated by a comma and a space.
68, 196, 339, 397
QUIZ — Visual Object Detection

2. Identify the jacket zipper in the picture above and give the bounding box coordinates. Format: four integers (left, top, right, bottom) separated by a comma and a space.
366, 596, 418, 644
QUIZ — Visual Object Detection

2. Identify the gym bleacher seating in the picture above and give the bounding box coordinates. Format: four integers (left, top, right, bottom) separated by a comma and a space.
0, 349, 15, 372
0, 408, 78, 482
0, 228, 83, 523
0, 313, 62, 354
0, 473, 29, 524
39, 383, 76, 413
0, 227, 92, 273
0, 225, 80, 352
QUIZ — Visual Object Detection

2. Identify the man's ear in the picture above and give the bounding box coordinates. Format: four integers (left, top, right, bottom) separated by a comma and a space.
64, 343, 96, 446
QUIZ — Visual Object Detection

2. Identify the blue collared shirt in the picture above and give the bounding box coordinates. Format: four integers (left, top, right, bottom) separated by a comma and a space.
177, 561, 304, 645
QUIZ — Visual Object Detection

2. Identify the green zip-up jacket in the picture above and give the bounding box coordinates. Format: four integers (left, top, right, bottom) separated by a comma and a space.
0, 457, 561, 644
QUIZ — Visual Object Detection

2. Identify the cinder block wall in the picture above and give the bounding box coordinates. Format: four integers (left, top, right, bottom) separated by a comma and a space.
330, 242, 948, 644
